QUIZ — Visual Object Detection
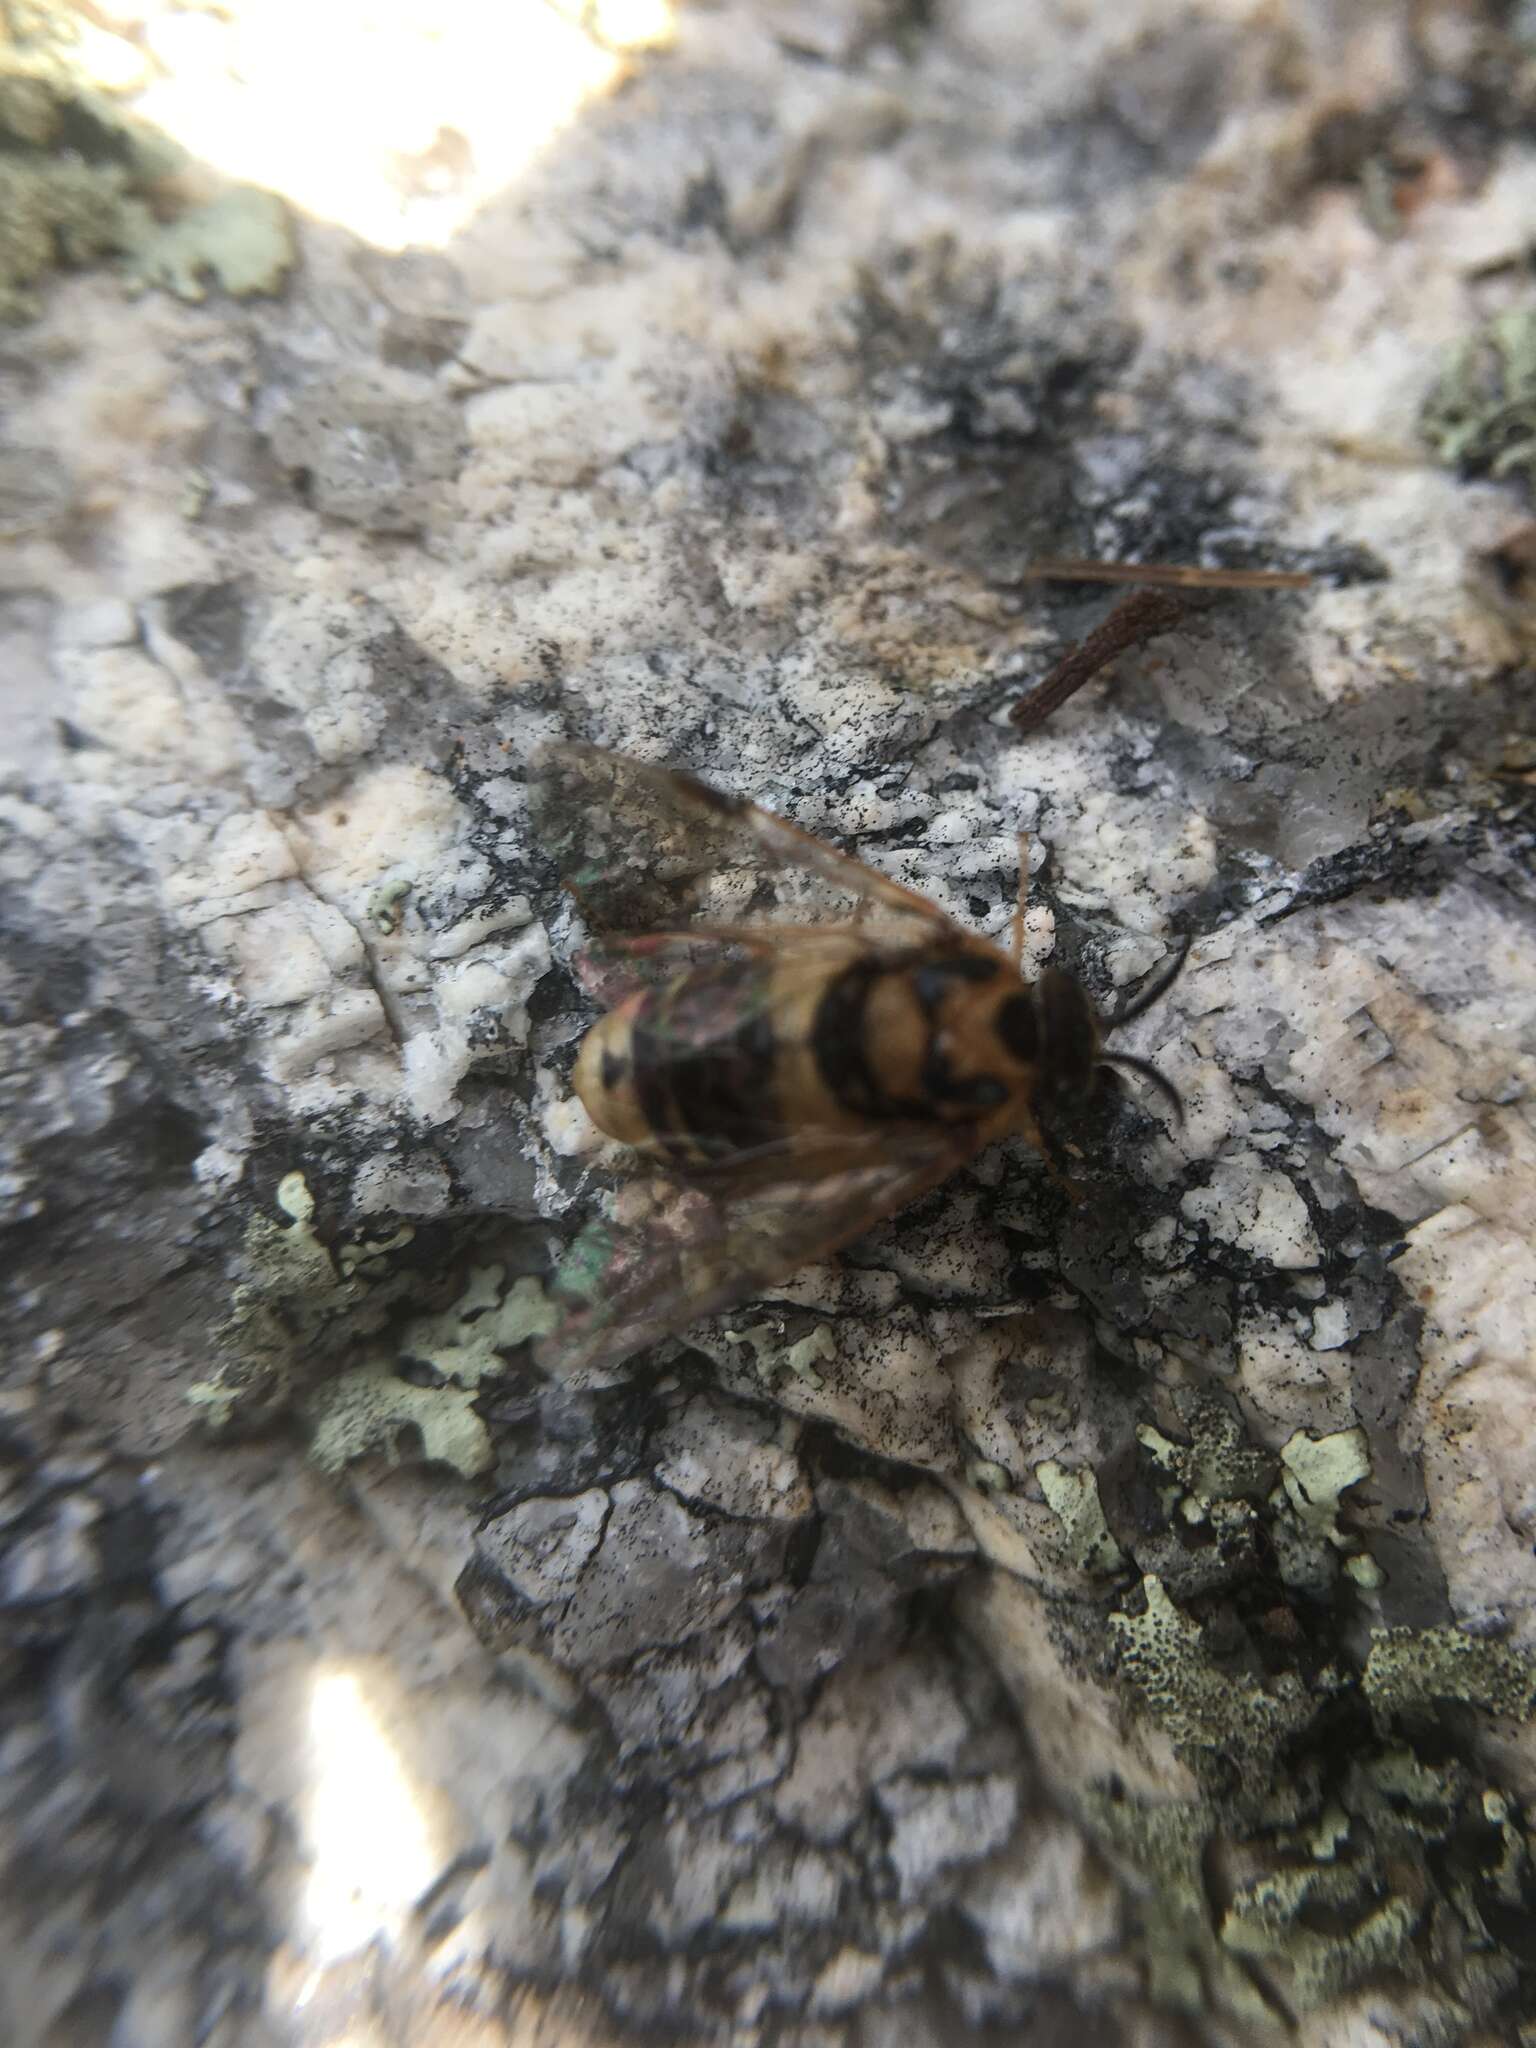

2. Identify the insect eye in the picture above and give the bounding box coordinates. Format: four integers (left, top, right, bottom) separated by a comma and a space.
996, 993, 1037, 1062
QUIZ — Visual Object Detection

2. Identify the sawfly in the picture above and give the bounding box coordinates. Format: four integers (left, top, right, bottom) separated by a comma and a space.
531, 743, 1187, 1379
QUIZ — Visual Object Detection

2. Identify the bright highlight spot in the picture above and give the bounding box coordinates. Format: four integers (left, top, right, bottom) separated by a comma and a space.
302, 1666, 439, 1964
117, 0, 675, 251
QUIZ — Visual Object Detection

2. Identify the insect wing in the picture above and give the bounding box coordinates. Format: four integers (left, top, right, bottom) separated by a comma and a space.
530, 742, 957, 939
534, 1129, 976, 1383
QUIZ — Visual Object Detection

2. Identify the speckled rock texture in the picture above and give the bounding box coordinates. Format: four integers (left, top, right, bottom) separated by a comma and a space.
4, 3, 1536, 2045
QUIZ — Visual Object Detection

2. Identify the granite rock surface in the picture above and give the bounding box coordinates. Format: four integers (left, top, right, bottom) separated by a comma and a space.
4, 2, 1536, 2045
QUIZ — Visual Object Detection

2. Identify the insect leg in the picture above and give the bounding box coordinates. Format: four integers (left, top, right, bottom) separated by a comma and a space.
1012, 1094, 1084, 1206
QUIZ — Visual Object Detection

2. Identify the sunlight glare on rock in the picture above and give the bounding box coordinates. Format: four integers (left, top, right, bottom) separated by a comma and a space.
301, 1666, 439, 1966
124, 0, 675, 250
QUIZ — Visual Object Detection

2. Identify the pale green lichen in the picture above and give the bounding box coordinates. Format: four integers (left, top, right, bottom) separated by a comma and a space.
198, 1172, 362, 1428
184, 1377, 243, 1432
210, 1172, 555, 1477
398, 1270, 558, 1384
1423, 309, 1536, 497
1077, 1374, 1536, 2033
724, 1320, 834, 1390
1344, 1552, 1385, 1590
1279, 1426, 1370, 1546
0, 21, 291, 319
1083, 1787, 1283, 2031
1130, 1392, 1301, 1601
783, 1325, 834, 1387
336, 1223, 416, 1281
1109, 1574, 1317, 1778
307, 1362, 494, 1478
1036, 1457, 1125, 1575
968, 1458, 1011, 1494
1086, 1553, 1536, 2028
124, 185, 291, 302
303, 1264, 557, 1478
1086, 1612, 1536, 2025
0, 150, 139, 319
1220, 1860, 1420, 2008
179, 470, 212, 521
1137, 1394, 1271, 1505
1307, 1802, 1351, 1860
1364, 1626, 1536, 1720
275, 1171, 316, 1226
369, 877, 413, 935
201, 1173, 416, 1430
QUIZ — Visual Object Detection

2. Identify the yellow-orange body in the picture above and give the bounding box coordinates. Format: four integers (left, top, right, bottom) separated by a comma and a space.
534, 741, 1183, 1378
572, 930, 1091, 1179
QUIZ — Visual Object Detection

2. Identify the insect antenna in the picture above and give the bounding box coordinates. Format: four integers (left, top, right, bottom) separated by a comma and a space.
1099, 1053, 1185, 1127
1104, 932, 1193, 1029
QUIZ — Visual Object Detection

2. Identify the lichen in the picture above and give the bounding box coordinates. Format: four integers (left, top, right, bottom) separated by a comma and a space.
968, 1459, 1011, 1494
303, 1263, 556, 1478
1220, 1860, 1420, 2008
1131, 1395, 1376, 1605
123, 185, 292, 304
1364, 1626, 1536, 1719
1036, 1457, 1125, 1575
0, 16, 291, 319
369, 877, 413, 935
398, 1269, 558, 1383
1278, 1425, 1370, 1545
0, 148, 141, 320
200, 1171, 487, 1459
723, 1320, 834, 1391
1135, 1390, 1272, 1506
1086, 1544, 1536, 2028
1109, 1575, 1317, 1780
1423, 309, 1536, 497
1083, 1787, 1281, 2029
196, 1172, 369, 1429
306, 1361, 494, 1478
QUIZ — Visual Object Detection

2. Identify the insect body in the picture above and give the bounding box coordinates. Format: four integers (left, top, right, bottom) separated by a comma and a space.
532, 743, 1184, 1378
579, 936, 1099, 1168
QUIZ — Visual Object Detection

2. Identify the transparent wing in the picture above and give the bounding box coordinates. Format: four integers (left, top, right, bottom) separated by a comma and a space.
533, 1126, 979, 1383
530, 742, 958, 938
569, 917, 891, 1012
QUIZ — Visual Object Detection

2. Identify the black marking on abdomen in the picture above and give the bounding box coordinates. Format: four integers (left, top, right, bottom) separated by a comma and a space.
600, 1045, 628, 1092
631, 964, 782, 1161
812, 960, 938, 1122
629, 991, 677, 1152
812, 960, 886, 1118
668, 991, 781, 1158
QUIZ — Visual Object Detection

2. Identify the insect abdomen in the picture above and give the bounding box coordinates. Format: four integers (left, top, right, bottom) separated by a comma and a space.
575, 941, 1042, 1168
575, 961, 790, 1166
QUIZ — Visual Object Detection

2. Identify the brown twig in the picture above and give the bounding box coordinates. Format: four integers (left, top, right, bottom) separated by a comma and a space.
1017, 560, 1312, 590
1009, 588, 1191, 732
